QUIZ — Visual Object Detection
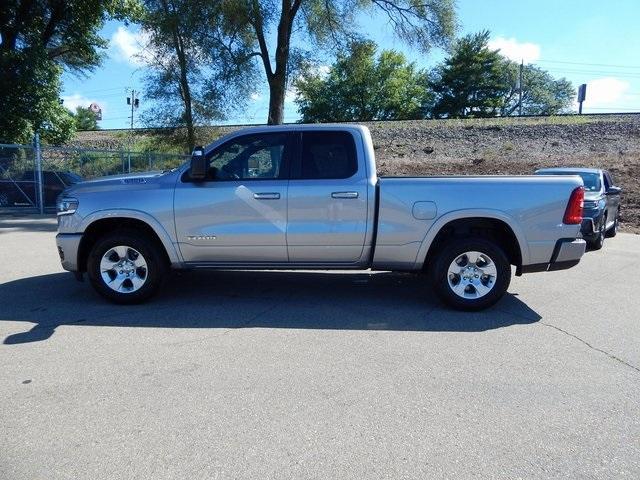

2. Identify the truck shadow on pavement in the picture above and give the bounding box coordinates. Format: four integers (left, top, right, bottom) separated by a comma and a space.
1, 270, 541, 345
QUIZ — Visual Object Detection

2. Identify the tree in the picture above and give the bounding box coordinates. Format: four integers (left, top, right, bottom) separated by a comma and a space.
223, 0, 455, 124
499, 62, 574, 116
74, 107, 100, 130
0, 46, 76, 143
140, 0, 257, 151
295, 41, 430, 122
430, 31, 509, 118
0, 0, 137, 143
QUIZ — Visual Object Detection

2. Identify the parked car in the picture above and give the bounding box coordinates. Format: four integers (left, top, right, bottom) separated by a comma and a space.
535, 168, 621, 250
56, 125, 586, 310
0, 170, 83, 208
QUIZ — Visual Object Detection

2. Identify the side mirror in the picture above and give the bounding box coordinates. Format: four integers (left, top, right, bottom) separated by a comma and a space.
190, 146, 207, 181
606, 186, 622, 195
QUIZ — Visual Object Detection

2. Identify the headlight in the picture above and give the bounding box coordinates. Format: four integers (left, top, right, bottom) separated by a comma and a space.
56, 197, 79, 216
583, 200, 599, 209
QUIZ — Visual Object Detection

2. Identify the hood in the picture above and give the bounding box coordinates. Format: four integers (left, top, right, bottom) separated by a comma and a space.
62, 169, 179, 197
78, 170, 165, 185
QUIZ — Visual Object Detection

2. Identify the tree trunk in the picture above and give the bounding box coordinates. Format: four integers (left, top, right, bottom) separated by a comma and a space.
161, 0, 195, 151
177, 53, 195, 150
258, 0, 301, 125
175, 32, 194, 149
267, 73, 286, 125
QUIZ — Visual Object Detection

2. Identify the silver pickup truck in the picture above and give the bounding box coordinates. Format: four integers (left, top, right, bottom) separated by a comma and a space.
56, 124, 586, 310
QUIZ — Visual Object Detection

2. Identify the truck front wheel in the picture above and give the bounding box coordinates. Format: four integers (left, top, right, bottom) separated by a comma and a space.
430, 237, 511, 311
87, 229, 167, 304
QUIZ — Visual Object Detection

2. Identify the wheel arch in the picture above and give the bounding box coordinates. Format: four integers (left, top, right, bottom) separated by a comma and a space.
77, 210, 181, 272
416, 210, 529, 272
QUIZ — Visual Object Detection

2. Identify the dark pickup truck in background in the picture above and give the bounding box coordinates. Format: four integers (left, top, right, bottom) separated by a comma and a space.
535, 168, 622, 250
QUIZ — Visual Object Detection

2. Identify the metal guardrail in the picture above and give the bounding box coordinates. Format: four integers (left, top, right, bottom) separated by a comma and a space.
0, 136, 189, 213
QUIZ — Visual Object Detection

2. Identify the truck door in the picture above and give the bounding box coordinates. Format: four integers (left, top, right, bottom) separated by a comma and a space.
286, 130, 369, 264
603, 170, 621, 228
174, 132, 292, 264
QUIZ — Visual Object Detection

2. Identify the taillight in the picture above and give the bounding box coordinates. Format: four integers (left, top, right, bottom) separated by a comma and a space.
563, 186, 584, 224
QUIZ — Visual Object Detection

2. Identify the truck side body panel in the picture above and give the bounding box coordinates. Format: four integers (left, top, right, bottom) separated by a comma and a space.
373, 176, 583, 270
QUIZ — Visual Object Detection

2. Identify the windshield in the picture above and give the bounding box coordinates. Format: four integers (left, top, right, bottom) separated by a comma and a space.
538, 171, 602, 191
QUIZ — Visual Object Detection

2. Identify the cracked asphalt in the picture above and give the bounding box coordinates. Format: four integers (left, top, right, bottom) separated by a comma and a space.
1, 217, 639, 479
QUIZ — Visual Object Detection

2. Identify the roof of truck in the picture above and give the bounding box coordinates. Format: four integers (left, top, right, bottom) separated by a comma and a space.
203, 123, 370, 154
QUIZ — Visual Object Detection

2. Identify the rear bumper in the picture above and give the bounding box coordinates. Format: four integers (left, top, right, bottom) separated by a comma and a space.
56, 233, 82, 272
521, 238, 586, 274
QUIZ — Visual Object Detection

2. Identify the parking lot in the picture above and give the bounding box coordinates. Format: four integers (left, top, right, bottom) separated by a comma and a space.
1, 217, 639, 479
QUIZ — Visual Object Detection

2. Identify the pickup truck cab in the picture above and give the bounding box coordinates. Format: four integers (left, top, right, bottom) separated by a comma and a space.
56, 124, 586, 310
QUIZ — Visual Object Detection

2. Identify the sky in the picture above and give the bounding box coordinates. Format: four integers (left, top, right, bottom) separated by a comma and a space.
60, 0, 640, 129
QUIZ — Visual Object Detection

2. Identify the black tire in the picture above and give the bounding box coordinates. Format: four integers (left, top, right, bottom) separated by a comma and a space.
429, 237, 511, 311
606, 213, 619, 238
587, 216, 606, 250
87, 229, 167, 304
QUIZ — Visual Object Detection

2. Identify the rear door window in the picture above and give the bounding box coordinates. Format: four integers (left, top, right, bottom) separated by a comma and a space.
299, 131, 357, 179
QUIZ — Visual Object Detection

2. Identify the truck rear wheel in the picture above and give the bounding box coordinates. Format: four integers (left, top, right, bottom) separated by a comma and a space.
430, 237, 511, 311
87, 229, 167, 304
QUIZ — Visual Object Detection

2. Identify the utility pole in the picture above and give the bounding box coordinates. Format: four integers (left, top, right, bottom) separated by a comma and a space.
126, 90, 140, 173
127, 90, 140, 130
518, 60, 523, 116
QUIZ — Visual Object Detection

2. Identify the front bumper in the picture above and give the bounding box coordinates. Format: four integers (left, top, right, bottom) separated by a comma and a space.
521, 238, 586, 274
56, 233, 83, 272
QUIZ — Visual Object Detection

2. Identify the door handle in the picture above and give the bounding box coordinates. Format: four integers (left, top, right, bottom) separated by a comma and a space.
253, 192, 280, 200
331, 191, 359, 199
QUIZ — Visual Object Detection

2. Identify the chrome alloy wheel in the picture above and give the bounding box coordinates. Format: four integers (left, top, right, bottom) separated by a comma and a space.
447, 251, 497, 299
100, 245, 148, 293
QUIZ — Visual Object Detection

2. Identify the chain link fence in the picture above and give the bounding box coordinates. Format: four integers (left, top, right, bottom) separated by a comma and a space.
0, 135, 189, 213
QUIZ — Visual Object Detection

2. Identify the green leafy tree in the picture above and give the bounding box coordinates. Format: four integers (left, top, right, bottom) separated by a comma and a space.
0, 0, 138, 143
140, 0, 257, 151
74, 106, 100, 130
295, 41, 430, 122
223, 0, 455, 124
499, 62, 575, 116
430, 31, 509, 118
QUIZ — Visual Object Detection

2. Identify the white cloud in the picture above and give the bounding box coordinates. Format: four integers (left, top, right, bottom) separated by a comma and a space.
110, 26, 151, 66
314, 65, 331, 77
250, 92, 262, 101
582, 77, 630, 107
488, 37, 541, 64
284, 86, 298, 103
285, 64, 331, 103
62, 94, 107, 114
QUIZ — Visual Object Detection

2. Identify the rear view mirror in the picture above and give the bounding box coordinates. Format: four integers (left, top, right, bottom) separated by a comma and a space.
190, 146, 207, 181
607, 186, 622, 195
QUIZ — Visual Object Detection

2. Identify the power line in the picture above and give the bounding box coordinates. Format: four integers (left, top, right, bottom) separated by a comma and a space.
66, 86, 130, 95
537, 59, 640, 69
584, 107, 640, 111
541, 68, 640, 79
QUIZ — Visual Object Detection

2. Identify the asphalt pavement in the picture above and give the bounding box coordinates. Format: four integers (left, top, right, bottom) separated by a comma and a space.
1, 217, 639, 479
